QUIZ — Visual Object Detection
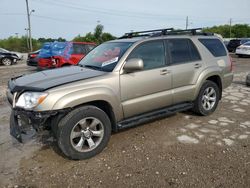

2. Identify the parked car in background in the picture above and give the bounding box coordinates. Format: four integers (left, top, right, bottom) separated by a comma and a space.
38, 41, 96, 69
0, 48, 23, 60
0, 50, 19, 66
246, 73, 250, 86
227, 38, 250, 52
223, 40, 229, 48
235, 41, 250, 57
27, 50, 40, 66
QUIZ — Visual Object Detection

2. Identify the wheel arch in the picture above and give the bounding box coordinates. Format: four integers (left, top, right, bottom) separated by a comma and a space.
194, 68, 223, 100
206, 75, 222, 99
73, 100, 118, 132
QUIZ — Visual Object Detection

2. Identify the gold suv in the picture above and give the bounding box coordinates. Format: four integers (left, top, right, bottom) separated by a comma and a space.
7, 28, 233, 159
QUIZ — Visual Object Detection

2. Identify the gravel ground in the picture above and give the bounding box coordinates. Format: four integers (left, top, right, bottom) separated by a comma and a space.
0, 57, 250, 188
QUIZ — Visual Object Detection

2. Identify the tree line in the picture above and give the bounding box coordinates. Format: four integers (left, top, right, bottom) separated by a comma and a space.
0, 24, 250, 52
203, 24, 250, 38
0, 24, 116, 52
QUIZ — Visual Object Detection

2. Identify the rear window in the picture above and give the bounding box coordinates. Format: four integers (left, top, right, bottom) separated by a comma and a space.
243, 42, 250, 46
199, 39, 227, 57
72, 43, 86, 54
241, 39, 250, 44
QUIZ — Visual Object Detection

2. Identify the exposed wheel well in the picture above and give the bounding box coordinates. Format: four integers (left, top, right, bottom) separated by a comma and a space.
206, 75, 222, 99
79, 100, 117, 132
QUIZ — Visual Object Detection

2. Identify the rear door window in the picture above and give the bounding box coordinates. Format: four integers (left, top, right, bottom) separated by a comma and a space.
72, 44, 87, 54
199, 38, 227, 57
167, 39, 201, 64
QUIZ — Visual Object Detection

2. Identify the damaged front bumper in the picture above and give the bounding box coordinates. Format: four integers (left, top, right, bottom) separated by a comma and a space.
10, 108, 58, 143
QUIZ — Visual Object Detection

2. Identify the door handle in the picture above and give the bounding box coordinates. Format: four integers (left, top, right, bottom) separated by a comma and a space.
160, 69, 171, 75
194, 63, 202, 69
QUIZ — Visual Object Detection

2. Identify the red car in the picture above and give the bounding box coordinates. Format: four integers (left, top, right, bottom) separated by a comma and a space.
38, 41, 96, 69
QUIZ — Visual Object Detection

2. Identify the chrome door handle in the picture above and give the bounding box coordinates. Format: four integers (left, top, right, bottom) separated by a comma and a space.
194, 63, 202, 69
160, 69, 171, 75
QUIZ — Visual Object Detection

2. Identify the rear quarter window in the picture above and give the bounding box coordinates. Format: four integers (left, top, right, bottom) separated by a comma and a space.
199, 39, 227, 57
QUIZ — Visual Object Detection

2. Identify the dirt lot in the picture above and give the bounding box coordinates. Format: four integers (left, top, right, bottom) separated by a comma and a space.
0, 57, 250, 188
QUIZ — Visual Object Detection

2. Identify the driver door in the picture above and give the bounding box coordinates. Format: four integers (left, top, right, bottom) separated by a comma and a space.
120, 40, 172, 118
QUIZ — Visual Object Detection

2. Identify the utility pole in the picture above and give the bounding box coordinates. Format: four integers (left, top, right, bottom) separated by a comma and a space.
25, 28, 29, 50
25, 0, 33, 52
185, 16, 189, 30
229, 18, 232, 39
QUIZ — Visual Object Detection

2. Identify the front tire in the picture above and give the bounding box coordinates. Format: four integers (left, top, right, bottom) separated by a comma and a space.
193, 80, 220, 116
57, 106, 111, 160
2, 58, 12, 66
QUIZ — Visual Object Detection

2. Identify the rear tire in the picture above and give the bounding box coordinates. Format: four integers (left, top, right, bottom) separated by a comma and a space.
57, 106, 111, 160
193, 80, 220, 116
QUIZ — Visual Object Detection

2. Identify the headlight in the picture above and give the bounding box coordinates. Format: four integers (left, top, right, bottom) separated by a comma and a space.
15, 92, 48, 109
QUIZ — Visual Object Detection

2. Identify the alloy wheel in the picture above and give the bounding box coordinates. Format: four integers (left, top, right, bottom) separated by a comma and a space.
201, 87, 216, 111
70, 117, 104, 152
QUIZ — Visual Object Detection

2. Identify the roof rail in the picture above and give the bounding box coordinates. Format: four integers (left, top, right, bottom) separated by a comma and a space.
119, 28, 174, 39
119, 27, 214, 39
166, 28, 213, 36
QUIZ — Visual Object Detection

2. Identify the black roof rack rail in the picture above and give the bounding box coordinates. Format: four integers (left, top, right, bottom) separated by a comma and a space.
119, 27, 214, 39
165, 28, 214, 36
119, 28, 174, 39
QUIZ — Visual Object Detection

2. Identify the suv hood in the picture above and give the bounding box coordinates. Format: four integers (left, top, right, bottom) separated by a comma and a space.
9, 66, 106, 93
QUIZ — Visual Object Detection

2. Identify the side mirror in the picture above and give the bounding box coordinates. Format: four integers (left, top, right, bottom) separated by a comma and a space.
123, 58, 144, 73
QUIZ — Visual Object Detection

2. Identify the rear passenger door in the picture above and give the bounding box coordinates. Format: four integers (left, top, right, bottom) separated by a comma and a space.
166, 38, 203, 104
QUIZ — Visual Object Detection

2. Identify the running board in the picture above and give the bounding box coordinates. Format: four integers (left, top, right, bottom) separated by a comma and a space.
117, 102, 193, 130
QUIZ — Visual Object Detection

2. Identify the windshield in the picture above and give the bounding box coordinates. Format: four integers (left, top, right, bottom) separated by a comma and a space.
78, 42, 133, 72
243, 41, 250, 46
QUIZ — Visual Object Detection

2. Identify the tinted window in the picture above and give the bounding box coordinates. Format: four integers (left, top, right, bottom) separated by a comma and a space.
199, 39, 227, 57
188, 40, 201, 61
243, 42, 250, 46
168, 39, 201, 64
241, 39, 250, 44
127, 41, 165, 70
72, 44, 86, 54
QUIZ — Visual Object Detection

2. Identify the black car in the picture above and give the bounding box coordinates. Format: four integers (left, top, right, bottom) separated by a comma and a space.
0, 51, 19, 66
227, 38, 250, 52
27, 50, 40, 66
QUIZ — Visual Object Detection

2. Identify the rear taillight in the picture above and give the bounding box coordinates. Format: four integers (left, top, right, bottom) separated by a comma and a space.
30, 54, 37, 58
229, 56, 233, 72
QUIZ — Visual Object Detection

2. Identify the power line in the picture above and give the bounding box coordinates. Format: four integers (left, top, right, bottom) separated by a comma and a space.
31, 0, 185, 21
31, 0, 250, 23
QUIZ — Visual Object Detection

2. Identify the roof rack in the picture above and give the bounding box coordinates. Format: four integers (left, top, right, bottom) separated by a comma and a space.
119, 28, 214, 39
166, 28, 214, 36
119, 28, 174, 39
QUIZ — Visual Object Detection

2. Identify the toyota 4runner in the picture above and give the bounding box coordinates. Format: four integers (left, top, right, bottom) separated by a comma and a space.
6, 28, 233, 160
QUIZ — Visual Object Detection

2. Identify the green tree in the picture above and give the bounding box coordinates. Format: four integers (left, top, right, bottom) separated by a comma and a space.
203, 24, 250, 38
72, 24, 116, 44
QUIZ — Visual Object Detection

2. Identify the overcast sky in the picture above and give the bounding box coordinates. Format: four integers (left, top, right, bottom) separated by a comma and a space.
0, 0, 250, 40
